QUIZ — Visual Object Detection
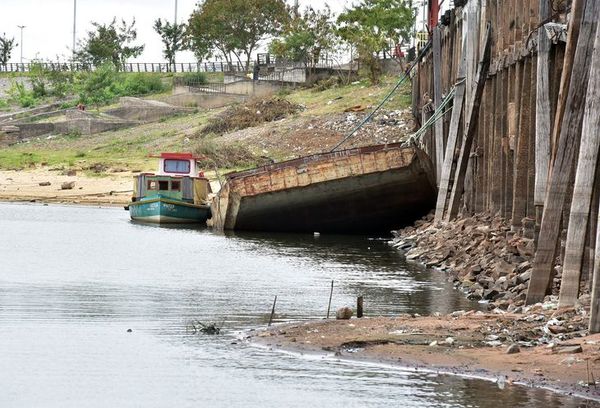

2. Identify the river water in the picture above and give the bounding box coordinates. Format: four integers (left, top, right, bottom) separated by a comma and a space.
0, 203, 596, 407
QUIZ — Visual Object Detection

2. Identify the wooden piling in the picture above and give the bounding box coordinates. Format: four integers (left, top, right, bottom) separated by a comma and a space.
446, 24, 492, 221
268, 295, 277, 327
526, 0, 600, 305
433, 27, 445, 184
357, 296, 364, 318
326, 280, 334, 319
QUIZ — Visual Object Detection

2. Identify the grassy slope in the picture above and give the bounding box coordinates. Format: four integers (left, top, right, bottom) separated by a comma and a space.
0, 75, 411, 172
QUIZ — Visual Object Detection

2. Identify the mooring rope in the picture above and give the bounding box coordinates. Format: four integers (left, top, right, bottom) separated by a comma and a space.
329, 40, 432, 152
404, 80, 461, 146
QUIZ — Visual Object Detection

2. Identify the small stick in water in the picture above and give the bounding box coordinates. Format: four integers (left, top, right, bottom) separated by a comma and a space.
268, 295, 277, 327
357, 296, 364, 318
326, 280, 334, 319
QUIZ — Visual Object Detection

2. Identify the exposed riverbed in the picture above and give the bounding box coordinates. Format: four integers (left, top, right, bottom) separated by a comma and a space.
0, 203, 595, 407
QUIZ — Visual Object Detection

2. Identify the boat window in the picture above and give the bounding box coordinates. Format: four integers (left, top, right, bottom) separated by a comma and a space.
158, 180, 169, 190
171, 180, 181, 191
147, 180, 157, 190
164, 159, 190, 174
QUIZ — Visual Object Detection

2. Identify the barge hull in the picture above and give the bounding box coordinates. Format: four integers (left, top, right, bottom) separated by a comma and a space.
212, 144, 436, 234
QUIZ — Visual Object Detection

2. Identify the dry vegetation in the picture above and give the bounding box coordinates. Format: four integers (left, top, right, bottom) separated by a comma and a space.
200, 97, 303, 136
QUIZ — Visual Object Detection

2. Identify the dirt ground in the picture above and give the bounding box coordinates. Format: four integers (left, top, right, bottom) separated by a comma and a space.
250, 311, 600, 402
0, 168, 133, 205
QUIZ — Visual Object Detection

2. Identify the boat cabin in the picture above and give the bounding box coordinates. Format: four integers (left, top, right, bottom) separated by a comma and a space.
154, 152, 202, 177
132, 152, 212, 204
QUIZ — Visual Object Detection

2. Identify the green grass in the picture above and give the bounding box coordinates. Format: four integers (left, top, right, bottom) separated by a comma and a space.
0, 74, 412, 172
0, 109, 215, 171
285, 75, 411, 116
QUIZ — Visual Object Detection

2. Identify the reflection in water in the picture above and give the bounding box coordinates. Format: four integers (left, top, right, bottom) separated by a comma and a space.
0, 203, 596, 408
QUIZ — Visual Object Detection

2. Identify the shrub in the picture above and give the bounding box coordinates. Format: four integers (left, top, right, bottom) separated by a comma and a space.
8, 81, 37, 107
193, 139, 258, 168
76, 65, 166, 108
312, 76, 340, 92
180, 72, 207, 86
117, 73, 165, 95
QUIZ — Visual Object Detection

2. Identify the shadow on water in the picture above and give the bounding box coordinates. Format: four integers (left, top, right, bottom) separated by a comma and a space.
221, 229, 483, 316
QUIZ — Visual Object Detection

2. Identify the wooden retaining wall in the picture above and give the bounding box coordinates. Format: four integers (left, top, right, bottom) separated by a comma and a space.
412, 0, 600, 329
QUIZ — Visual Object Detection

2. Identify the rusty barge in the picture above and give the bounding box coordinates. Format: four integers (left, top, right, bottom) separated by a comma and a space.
211, 143, 436, 234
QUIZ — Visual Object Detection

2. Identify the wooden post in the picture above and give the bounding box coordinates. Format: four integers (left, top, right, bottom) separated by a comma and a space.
434, 30, 468, 222
535, 0, 552, 234
526, 0, 600, 305
590, 41, 600, 329
326, 280, 333, 319
433, 27, 444, 184
357, 296, 364, 318
511, 58, 531, 229
268, 295, 277, 327
446, 24, 492, 220
561, 13, 600, 307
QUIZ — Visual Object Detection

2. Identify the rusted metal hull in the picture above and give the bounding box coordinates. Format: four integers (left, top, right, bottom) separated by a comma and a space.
211, 143, 436, 234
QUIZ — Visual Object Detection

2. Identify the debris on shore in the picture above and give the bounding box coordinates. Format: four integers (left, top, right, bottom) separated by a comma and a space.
389, 213, 589, 314
250, 310, 600, 400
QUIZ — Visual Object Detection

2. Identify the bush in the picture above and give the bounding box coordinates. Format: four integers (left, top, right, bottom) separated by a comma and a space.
29, 61, 75, 98
312, 76, 340, 92
179, 72, 207, 86
194, 139, 258, 168
8, 81, 37, 107
117, 73, 165, 95
201, 97, 302, 135
76, 65, 166, 107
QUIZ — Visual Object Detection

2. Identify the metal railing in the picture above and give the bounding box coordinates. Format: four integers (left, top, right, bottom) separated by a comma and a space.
0, 61, 253, 73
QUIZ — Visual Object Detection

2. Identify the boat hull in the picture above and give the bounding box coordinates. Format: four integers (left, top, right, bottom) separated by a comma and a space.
212, 144, 436, 234
129, 197, 211, 224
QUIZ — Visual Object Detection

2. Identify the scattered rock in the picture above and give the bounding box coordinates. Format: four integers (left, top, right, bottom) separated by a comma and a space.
336, 307, 353, 320
61, 181, 75, 190
506, 344, 520, 354
556, 345, 583, 354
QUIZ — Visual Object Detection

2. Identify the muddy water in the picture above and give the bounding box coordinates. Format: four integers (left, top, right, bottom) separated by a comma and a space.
0, 203, 595, 407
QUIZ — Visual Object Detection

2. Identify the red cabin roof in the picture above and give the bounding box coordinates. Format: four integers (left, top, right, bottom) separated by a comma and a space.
150, 152, 200, 160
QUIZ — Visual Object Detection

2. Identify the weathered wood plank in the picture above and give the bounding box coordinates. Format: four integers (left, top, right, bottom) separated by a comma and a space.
590, 34, 600, 330
534, 0, 552, 225
434, 24, 469, 222
561, 9, 600, 306
512, 58, 531, 228
526, 0, 599, 305
446, 24, 492, 221
433, 27, 444, 184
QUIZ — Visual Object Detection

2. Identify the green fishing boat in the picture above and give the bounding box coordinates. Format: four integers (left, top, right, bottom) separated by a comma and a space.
127, 153, 212, 224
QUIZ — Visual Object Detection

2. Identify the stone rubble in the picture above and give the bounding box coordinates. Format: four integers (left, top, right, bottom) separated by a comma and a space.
390, 212, 592, 349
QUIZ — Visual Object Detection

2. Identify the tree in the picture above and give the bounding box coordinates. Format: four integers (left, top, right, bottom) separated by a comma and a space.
187, 0, 288, 71
153, 19, 187, 69
337, 0, 415, 84
0, 33, 17, 64
75, 18, 144, 69
269, 5, 338, 78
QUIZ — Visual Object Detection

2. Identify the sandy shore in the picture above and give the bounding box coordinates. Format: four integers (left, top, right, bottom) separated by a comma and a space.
0, 169, 133, 206
0, 168, 222, 206
250, 311, 600, 402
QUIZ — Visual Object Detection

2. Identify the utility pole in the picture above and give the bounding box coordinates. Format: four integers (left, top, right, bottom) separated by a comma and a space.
72, 0, 77, 60
17, 25, 25, 63
173, 0, 178, 67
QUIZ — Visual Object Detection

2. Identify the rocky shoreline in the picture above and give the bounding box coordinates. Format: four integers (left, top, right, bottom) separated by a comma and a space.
389, 213, 587, 313
247, 211, 600, 403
